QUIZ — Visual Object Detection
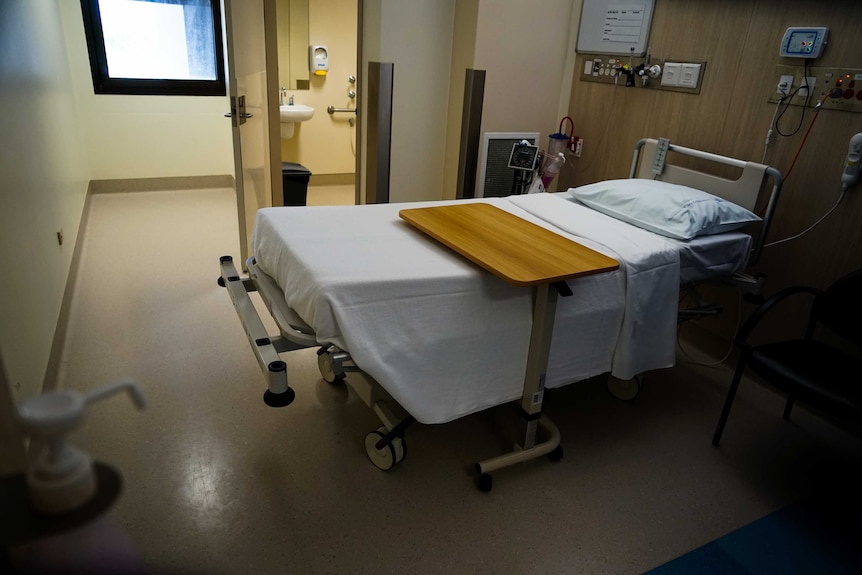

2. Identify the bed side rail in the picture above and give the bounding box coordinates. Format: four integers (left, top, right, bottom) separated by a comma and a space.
630, 138, 783, 267
218, 255, 312, 407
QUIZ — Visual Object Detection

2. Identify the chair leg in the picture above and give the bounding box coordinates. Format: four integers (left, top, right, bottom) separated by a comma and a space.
783, 396, 795, 420
713, 354, 749, 447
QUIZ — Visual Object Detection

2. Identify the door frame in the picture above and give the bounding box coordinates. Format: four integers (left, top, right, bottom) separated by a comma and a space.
355, 0, 363, 204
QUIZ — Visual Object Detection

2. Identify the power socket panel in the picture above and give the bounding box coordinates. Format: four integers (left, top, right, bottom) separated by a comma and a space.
797, 76, 817, 98
769, 65, 862, 113
777, 74, 794, 97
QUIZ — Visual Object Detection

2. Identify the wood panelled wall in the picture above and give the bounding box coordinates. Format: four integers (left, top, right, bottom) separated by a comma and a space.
559, 0, 862, 345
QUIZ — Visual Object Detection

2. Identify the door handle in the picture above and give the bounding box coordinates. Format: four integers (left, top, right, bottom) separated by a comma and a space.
226, 95, 253, 125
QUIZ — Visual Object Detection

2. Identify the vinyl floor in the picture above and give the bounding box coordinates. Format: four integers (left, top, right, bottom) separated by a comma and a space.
40, 186, 862, 574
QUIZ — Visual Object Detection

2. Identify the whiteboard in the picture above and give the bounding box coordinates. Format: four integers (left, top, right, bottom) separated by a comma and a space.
576, 0, 655, 56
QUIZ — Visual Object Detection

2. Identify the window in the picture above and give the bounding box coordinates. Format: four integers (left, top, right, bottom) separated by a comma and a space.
80, 0, 226, 96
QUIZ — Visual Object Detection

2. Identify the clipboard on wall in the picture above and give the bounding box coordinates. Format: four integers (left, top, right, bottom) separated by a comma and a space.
576, 0, 655, 56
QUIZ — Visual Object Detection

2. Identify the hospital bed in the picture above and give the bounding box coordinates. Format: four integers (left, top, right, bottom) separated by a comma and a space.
218, 138, 783, 490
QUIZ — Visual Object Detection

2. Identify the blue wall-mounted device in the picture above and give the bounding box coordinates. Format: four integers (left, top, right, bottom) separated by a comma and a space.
779, 27, 828, 59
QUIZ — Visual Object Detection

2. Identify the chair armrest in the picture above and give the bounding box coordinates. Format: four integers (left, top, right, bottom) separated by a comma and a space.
735, 285, 824, 346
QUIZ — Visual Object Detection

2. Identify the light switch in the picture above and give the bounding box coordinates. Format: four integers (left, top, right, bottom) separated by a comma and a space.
662, 63, 682, 86
679, 63, 701, 88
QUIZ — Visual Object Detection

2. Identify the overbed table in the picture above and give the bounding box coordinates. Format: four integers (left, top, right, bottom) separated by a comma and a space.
400, 202, 619, 488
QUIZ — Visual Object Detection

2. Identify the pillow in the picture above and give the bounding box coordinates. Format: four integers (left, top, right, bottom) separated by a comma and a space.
569, 179, 761, 241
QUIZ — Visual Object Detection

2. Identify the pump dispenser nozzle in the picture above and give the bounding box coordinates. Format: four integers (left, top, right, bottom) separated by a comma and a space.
16, 380, 147, 514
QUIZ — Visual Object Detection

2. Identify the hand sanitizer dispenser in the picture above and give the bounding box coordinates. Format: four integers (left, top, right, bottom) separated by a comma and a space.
16, 380, 147, 514
309, 45, 329, 76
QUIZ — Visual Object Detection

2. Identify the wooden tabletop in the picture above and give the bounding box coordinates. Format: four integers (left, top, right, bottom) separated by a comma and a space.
399, 202, 619, 287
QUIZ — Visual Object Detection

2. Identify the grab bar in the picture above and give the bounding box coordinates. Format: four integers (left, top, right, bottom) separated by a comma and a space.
327, 106, 357, 114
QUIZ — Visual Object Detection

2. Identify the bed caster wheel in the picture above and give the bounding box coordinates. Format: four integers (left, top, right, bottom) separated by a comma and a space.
548, 445, 564, 462
476, 472, 493, 492
607, 374, 644, 401
217, 276, 226, 287
364, 427, 406, 471
317, 351, 344, 384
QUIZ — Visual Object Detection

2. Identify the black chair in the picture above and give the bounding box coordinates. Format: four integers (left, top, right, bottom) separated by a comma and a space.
712, 268, 862, 446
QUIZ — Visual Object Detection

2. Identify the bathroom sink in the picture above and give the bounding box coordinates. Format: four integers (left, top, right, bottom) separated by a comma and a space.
279, 104, 315, 122
279, 104, 314, 139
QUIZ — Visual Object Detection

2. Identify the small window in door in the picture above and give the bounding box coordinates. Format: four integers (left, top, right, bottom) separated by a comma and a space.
80, 0, 226, 96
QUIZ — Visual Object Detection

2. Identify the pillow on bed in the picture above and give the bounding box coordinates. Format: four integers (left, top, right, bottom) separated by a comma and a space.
569, 179, 761, 241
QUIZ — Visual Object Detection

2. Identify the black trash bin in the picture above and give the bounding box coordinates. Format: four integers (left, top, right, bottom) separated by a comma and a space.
281, 162, 311, 206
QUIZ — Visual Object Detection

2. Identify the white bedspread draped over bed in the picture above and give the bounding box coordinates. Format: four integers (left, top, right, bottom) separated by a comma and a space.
251, 193, 680, 425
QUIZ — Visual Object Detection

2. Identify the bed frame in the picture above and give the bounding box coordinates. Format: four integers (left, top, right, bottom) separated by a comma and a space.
631, 138, 783, 267
218, 137, 783, 489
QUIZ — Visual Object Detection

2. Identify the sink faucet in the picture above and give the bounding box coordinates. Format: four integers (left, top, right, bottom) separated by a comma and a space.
280, 86, 287, 106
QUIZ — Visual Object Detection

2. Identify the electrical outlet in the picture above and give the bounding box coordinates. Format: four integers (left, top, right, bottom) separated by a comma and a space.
679, 64, 701, 88
777, 74, 794, 97
797, 76, 817, 98
662, 63, 682, 86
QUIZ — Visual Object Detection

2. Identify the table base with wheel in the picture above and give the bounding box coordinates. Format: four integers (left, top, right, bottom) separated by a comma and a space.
400, 203, 619, 491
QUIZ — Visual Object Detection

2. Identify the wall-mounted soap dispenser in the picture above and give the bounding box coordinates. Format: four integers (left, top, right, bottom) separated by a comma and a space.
309, 45, 329, 76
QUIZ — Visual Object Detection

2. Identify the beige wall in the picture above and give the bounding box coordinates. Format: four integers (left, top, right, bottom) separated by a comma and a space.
59, 1, 235, 180
364, 0, 574, 203
383, 0, 456, 203
361, 0, 456, 203
478, 0, 577, 194
0, 1, 90, 403
0, 352, 25, 474
0, 0, 238, 409
473, 0, 574, 141
279, 0, 358, 176
441, 0, 479, 200
561, 0, 862, 343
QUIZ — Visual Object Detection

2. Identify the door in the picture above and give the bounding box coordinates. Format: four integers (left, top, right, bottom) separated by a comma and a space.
223, 0, 281, 263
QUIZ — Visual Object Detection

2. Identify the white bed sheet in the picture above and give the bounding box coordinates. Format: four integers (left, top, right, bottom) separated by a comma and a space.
552, 190, 752, 283
671, 232, 751, 284
251, 194, 682, 424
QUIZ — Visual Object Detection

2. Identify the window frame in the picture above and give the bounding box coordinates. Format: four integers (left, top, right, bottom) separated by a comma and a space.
79, 0, 227, 97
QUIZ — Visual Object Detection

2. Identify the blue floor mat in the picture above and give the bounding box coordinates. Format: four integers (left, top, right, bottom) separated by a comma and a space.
646, 491, 862, 575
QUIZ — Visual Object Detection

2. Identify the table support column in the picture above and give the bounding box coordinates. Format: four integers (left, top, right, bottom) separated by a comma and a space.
475, 283, 561, 475
518, 283, 557, 449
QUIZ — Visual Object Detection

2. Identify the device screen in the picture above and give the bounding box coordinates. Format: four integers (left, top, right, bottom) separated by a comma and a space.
787, 31, 817, 55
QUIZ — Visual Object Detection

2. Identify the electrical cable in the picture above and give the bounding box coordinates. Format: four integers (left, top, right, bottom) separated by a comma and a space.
756, 92, 830, 218
763, 189, 846, 248
677, 291, 742, 368
781, 92, 830, 183
761, 96, 786, 164
775, 60, 812, 138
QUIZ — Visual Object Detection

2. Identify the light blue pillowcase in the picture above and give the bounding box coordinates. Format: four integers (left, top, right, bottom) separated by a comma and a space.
569, 179, 761, 241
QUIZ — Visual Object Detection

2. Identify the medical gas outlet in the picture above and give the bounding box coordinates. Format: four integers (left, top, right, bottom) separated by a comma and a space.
580, 55, 706, 94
